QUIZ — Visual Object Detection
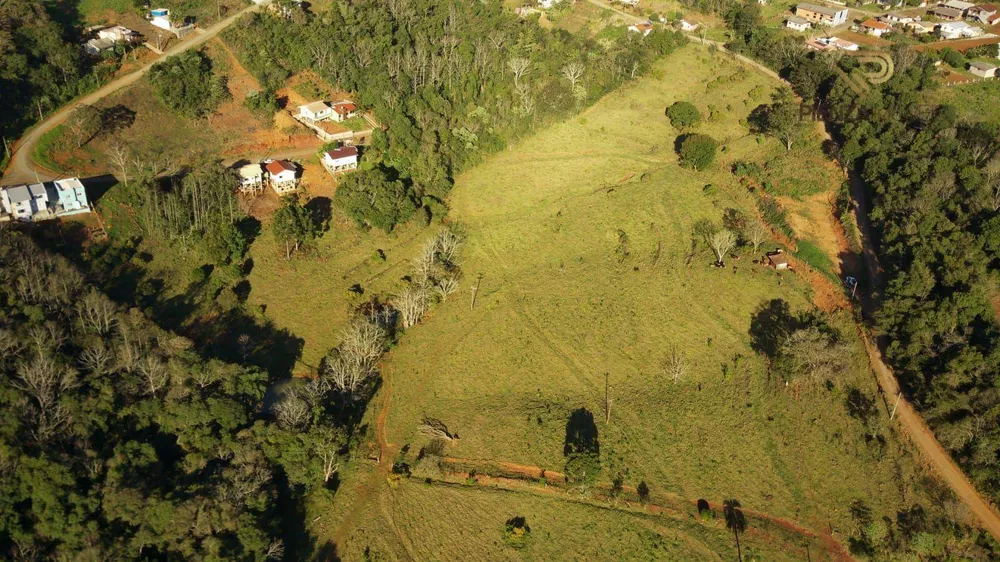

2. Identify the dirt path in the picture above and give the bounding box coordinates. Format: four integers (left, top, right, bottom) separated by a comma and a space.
1, 1, 272, 185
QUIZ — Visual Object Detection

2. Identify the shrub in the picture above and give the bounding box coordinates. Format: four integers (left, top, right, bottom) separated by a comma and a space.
243, 89, 278, 120
503, 517, 531, 548
939, 48, 965, 69
677, 134, 718, 171
666, 101, 701, 129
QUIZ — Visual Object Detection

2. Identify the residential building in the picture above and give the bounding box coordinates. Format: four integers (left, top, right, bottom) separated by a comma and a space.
98, 25, 138, 43
937, 20, 982, 37
330, 101, 358, 123
299, 101, 333, 122
150, 8, 172, 30
1, 186, 34, 220
51, 178, 89, 215
322, 146, 359, 173
679, 19, 699, 31
265, 160, 298, 195
929, 5, 965, 19
766, 251, 790, 269
967, 4, 998, 22
794, 3, 849, 25
969, 61, 998, 77
805, 36, 860, 50
537, 0, 563, 7
860, 18, 893, 35
905, 19, 937, 33
882, 12, 915, 23
628, 21, 655, 35
84, 38, 116, 56
237, 163, 265, 195
943, 0, 976, 12
786, 15, 813, 30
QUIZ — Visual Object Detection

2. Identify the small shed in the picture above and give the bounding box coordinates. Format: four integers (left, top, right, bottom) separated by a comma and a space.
969, 61, 997, 78
766, 251, 790, 270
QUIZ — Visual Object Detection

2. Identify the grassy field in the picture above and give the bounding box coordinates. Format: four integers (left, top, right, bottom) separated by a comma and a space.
322, 45, 955, 551
332, 479, 831, 561
925, 80, 1000, 124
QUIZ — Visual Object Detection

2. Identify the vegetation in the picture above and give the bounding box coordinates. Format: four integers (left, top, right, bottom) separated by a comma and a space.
677, 133, 718, 170
148, 50, 230, 118
334, 168, 418, 233
666, 100, 702, 129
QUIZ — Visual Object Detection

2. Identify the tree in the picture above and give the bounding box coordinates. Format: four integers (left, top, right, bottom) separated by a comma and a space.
148, 50, 230, 118
334, 168, 417, 233
745, 220, 768, 255
272, 194, 316, 260
749, 88, 801, 151
708, 229, 737, 266
320, 316, 387, 399
562, 62, 586, 103
508, 57, 531, 87
677, 133, 718, 170
666, 101, 701, 130
394, 284, 429, 329
777, 325, 848, 383
105, 138, 131, 188
662, 347, 688, 384
65, 104, 102, 148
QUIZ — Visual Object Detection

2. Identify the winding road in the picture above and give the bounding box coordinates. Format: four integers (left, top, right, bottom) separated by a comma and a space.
0, 0, 271, 186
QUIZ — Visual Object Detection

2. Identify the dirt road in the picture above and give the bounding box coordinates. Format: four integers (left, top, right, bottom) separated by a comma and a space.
845, 170, 1000, 542
0, 1, 271, 186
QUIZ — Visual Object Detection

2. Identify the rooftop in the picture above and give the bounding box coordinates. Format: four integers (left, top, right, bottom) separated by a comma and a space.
301, 100, 329, 113
28, 183, 46, 198
5, 185, 30, 204
930, 6, 965, 16
326, 146, 359, 160
54, 178, 85, 191
969, 61, 998, 70
265, 160, 296, 175
797, 3, 844, 16
331, 101, 357, 116
238, 163, 263, 178
862, 18, 891, 28
787, 15, 811, 24
943, 0, 975, 9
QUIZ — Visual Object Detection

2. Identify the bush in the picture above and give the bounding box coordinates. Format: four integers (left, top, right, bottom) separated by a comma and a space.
666, 101, 701, 129
677, 134, 718, 171
243, 89, 278, 120
149, 50, 229, 118
939, 48, 965, 69
755, 195, 793, 238
503, 517, 531, 548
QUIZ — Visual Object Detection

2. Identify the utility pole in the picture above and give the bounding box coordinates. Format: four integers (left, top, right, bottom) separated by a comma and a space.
890, 392, 902, 420
470, 273, 483, 311
2, 137, 9, 160
605, 372, 612, 424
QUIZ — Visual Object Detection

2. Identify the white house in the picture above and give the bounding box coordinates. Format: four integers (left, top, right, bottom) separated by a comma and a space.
51, 178, 89, 215
265, 160, 298, 195
786, 15, 812, 30
969, 61, 998, 77
943, 0, 976, 13
938, 20, 982, 38
98, 26, 138, 43
628, 21, 655, 35
299, 101, 333, 122
806, 36, 860, 51
967, 4, 998, 23
322, 146, 359, 173
330, 101, 358, 123
150, 8, 172, 30
882, 12, 915, 24
1, 185, 35, 221
860, 18, 892, 36
237, 163, 265, 195
679, 19, 699, 31
537, 0, 564, 8
84, 38, 116, 56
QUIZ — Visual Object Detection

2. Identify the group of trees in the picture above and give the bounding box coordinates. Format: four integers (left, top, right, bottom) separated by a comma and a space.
148, 50, 231, 118
0, 1, 114, 149
694, 208, 769, 266
667, 100, 718, 170
223, 1, 686, 231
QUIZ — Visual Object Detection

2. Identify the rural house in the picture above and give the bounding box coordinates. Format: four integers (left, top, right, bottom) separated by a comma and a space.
943, 0, 976, 13
929, 5, 965, 19
937, 20, 982, 37
322, 146, 359, 173
786, 15, 813, 30
969, 61, 998, 77
237, 163, 265, 195
628, 21, 654, 35
330, 101, 358, 123
679, 19, 699, 31
98, 25, 139, 43
51, 178, 90, 215
84, 38, 116, 56
967, 3, 998, 22
0, 178, 90, 222
794, 3, 849, 26
766, 251, 790, 270
882, 12, 915, 24
806, 36, 859, 51
265, 160, 298, 195
860, 18, 892, 36
299, 101, 333, 122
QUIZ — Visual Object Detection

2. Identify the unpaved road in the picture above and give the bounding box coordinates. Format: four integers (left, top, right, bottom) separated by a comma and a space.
846, 171, 1000, 542
0, 1, 271, 186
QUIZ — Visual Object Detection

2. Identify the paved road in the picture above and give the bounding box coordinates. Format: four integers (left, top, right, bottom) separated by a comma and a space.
0, 0, 271, 186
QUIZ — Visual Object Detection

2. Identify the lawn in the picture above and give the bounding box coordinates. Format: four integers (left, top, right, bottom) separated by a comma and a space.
327, 44, 954, 549
925, 79, 1000, 124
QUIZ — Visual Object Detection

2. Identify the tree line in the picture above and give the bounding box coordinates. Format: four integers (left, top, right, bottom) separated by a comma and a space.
223, 0, 687, 231
711, 3, 1000, 557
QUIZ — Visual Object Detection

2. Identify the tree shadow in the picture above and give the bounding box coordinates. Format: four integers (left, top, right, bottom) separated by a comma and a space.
81, 174, 120, 206
196, 306, 305, 381
306, 196, 332, 233
748, 298, 806, 359
564, 408, 599, 457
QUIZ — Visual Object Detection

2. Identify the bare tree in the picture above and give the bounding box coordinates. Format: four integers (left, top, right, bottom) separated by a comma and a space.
436, 275, 460, 300
106, 139, 131, 188
321, 318, 387, 397
508, 57, 531, 87
312, 428, 343, 483
265, 540, 285, 561
65, 105, 102, 148
435, 228, 462, 264
273, 390, 310, 429
76, 289, 117, 335
413, 239, 438, 285
746, 221, 769, 256
13, 355, 76, 441
708, 229, 737, 266
562, 62, 585, 90
662, 347, 689, 384
79, 343, 115, 376
985, 157, 1000, 212
136, 354, 169, 395
394, 284, 429, 328
515, 82, 535, 116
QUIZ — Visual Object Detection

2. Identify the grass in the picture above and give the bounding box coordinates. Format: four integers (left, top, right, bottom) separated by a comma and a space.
339, 116, 370, 132
925, 79, 1000, 124
32, 125, 68, 173
794, 238, 834, 277
333, 479, 826, 561
323, 45, 952, 550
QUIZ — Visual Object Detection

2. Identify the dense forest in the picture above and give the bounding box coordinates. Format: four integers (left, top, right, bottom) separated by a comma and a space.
223, 0, 685, 229
712, 1, 1000, 550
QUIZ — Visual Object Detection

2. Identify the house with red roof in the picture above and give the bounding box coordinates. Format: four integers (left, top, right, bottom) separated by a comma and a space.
322, 146, 359, 173
860, 18, 892, 36
265, 160, 298, 195
330, 101, 358, 123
